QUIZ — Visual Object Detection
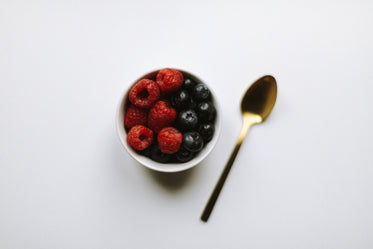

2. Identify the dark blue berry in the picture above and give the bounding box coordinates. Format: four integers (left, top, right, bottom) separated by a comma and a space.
182, 132, 204, 152
171, 89, 190, 110
193, 83, 210, 102
199, 123, 215, 143
150, 144, 171, 163
139, 146, 152, 157
175, 147, 195, 162
177, 109, 198, 131
182, 78, 196, 92
196, 101, 216, 122
189, 98, 197, 109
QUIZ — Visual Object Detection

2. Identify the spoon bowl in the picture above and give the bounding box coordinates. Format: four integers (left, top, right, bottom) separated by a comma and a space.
241, 75, 277, 119
201, 75, 277, 222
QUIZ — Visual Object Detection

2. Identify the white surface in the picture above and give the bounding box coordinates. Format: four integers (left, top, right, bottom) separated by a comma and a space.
1, 1, 373, 248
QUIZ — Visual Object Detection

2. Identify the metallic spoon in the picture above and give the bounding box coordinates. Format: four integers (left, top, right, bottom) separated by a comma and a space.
201, 75, 277, 222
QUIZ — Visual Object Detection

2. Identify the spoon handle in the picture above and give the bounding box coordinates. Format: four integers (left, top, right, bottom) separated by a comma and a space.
201, 113, 260, 222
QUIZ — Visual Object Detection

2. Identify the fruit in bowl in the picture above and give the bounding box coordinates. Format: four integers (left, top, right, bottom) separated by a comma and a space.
116, 68, 221, 172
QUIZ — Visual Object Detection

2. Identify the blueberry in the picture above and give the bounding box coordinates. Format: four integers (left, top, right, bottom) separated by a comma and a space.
171, 89, 190, 110
189, 98, 197, 109
193, 83, 210, 102
139, 146, 152, 157
177, 109, 198, 131
182, 78, 196, 92
196, 101, 216, 122
175, 147, 195, 162
182, 131, 204, 152
150, 144, 171, 163
199, 123, 215, 143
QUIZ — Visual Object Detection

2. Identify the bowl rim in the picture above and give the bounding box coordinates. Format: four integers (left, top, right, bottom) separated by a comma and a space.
116, 68, 221, 173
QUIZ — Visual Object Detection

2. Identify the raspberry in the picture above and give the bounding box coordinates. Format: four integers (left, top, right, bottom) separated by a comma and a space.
156, 68, 184, 93
124, 104, 148, 128
158, 127, 182, 154
148, 100, 177, 133
127, 125, 154, 151
129, 79, 160, 108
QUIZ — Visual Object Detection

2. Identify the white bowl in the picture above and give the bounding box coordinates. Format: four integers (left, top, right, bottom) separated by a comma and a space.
116, 69, 221, 173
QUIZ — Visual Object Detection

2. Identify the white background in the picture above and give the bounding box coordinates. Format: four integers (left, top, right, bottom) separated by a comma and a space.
1, 0, 373, 248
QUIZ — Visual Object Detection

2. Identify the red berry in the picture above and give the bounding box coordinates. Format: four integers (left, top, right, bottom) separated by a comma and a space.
129, 79, 160, 108
156, 68, 184, 93
127, 125, 154, 151
148, 100, 177, 133
158, 127, 182, 154
124, 104, 148, 128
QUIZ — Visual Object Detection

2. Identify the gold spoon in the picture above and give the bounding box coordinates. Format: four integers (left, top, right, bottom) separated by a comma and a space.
201, 75, 277, 222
